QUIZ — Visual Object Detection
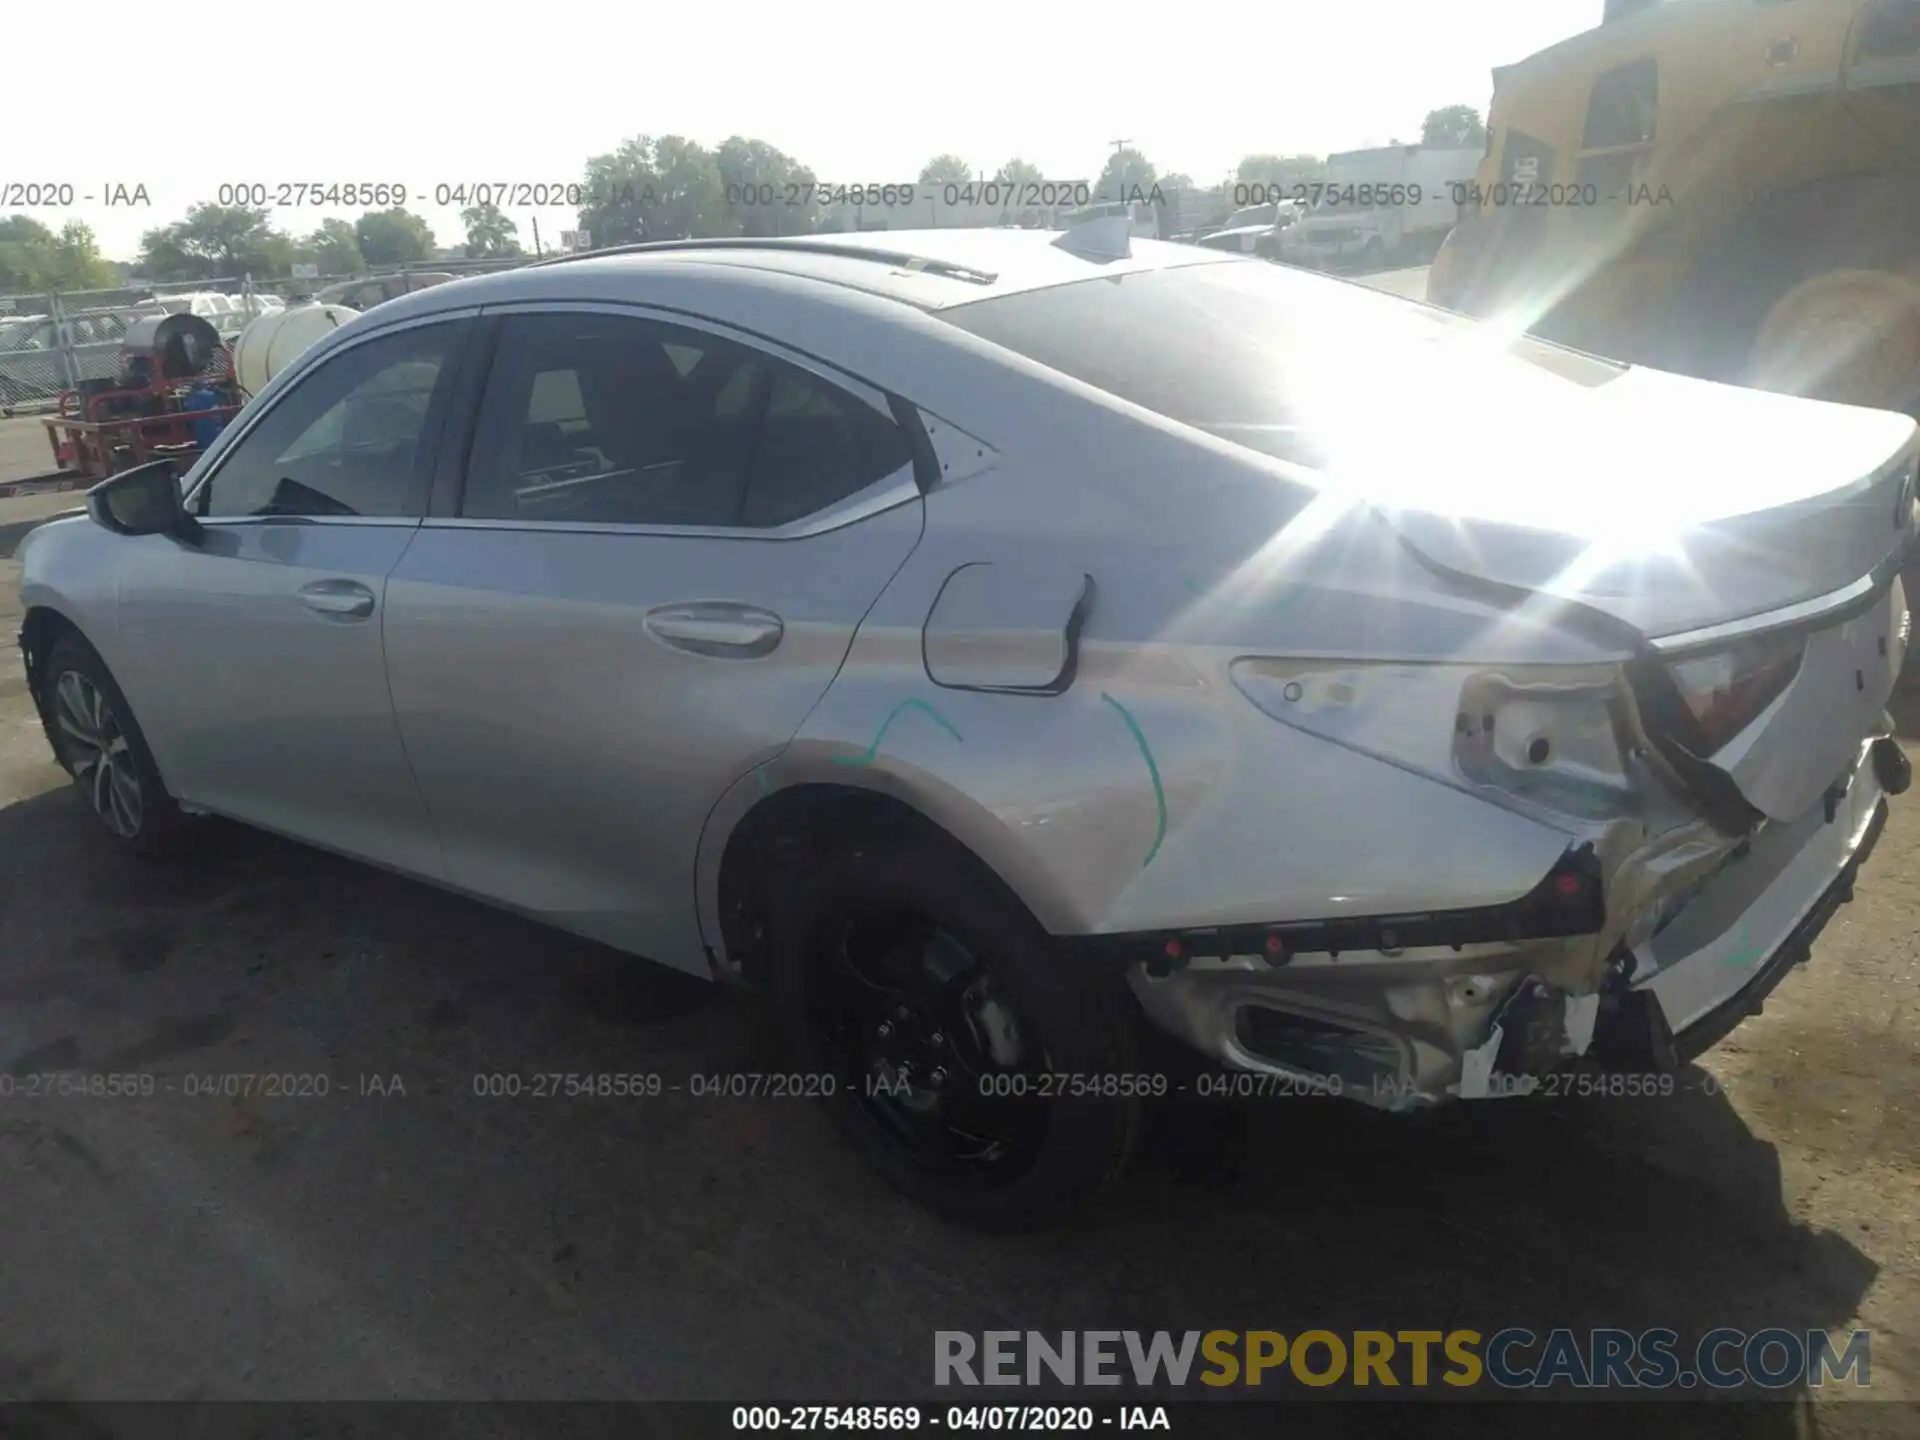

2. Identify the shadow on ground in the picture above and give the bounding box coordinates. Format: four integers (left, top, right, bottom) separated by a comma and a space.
0, 767, 1886, 1430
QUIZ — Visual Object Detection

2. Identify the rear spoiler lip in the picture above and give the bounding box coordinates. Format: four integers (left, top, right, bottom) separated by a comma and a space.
1652, 537, 1914, 658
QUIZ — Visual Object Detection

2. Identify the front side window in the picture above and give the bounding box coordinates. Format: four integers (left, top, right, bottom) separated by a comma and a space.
193, 321, 459, 519
460, 311, 911, 528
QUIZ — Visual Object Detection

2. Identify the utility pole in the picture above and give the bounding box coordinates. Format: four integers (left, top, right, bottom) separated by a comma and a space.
1109, 138, 1131, 202
531, 215, 545, 257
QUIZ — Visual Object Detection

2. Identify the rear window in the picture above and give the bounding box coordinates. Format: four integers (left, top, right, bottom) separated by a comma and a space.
941, 261, 1623, 467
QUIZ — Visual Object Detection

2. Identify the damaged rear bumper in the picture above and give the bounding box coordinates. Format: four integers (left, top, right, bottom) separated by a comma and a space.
1592, 751, 1891, 1072
1116, 735, 1900, 1108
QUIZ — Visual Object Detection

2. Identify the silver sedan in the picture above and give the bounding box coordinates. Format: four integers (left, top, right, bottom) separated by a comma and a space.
15, 225, 1915, 1227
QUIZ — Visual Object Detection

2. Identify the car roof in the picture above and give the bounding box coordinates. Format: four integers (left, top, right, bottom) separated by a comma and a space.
371, 229, 1241, 318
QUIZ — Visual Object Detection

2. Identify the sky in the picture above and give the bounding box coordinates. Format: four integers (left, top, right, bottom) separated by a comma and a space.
7, 0, 1602, 262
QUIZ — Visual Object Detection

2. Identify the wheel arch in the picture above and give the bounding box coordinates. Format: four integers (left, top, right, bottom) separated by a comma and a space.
18, 603, 87, 728
697, 758, 1080, 988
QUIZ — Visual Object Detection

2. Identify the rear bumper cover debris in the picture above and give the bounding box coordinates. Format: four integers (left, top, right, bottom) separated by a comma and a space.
1112, 736, 1898, 1107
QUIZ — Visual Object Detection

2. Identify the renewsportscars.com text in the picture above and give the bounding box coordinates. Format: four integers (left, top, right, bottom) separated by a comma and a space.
934, 1328, 1871, 1391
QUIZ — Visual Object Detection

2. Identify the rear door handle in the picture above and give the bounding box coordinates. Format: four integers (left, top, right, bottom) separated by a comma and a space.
644, 602, 785, 658
298, 578, 377, 621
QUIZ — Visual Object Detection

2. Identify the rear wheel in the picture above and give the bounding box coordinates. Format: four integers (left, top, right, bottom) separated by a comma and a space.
42, 632, 193, 857
767, 832, 1142, 1230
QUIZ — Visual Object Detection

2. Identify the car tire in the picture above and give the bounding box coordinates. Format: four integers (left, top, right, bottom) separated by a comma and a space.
766, 829, 1143, 1231
41, 631, 194, 858
1671, 174, 1920, 414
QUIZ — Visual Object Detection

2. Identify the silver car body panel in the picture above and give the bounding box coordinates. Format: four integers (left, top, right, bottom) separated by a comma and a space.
112, 518, 446, 877
381, 497, 923, 970
17, 231, 1912, 1105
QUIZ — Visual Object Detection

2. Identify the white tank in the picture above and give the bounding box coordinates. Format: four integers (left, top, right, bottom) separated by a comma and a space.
232, 302, 359, 398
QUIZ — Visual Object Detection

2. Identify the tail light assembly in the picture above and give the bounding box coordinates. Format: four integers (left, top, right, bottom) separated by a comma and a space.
1665, 631, 1804, 755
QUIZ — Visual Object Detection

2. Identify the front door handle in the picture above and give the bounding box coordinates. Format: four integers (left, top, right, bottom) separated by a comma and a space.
299, 578, 377, 621
644, 602, 785, 658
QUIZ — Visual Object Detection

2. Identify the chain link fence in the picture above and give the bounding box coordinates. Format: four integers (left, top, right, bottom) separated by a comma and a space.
0, 257, 544, 414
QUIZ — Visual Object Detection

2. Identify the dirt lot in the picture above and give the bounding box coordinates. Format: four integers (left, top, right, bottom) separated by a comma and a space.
0, 562, 1917, 1430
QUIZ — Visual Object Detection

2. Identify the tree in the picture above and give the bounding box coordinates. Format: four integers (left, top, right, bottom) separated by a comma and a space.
1092, 147, 1158, 203
0, 216, 116, 292
579, 134, 731, 245
134, 225, 206, 283
136, 203, 283, 280
651, 136, 732, 240
1159, 172, 1195, 193
918, 154, 974, 188
993, 158, 1046, 187
355, 208, 437, 266
1422, 105, 1487, 149
306, 218, 366, 276
0, 215, 59, 291
460, 201, 522, 258
255, 231, 306, 277
716, 136, 818, 236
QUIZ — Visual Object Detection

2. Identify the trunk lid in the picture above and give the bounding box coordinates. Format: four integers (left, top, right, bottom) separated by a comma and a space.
1360, 368, 1917, 823
1366, 367, 1917, 639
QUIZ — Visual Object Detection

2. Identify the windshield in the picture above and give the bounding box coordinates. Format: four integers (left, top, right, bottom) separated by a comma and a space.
941, 260, 1623, 471
1222, 205, 1276, 229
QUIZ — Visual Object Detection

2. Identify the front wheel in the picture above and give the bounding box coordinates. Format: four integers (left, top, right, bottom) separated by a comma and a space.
767, 832, 1143, 1230
41, 632, 193, 857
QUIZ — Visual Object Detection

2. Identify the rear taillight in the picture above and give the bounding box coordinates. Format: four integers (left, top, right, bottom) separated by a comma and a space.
1668, 633, 1804, 754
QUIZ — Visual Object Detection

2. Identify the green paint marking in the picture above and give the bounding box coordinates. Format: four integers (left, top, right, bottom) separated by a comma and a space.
1721, 911, 1768, 969
1101, 691, 1168, 869
830, 699, 964, 767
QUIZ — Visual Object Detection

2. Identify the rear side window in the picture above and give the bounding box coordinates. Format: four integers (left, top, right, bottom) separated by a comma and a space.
742, 367, 912, 527
460, 311, 910, 528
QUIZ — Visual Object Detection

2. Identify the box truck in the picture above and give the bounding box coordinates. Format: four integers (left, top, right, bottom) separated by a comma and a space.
1280, 145, 1481, 270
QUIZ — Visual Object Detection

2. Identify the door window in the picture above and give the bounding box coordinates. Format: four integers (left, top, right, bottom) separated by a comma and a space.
460, 311, 911, 528
192, 321, 461, 519
740, 367, 912, 526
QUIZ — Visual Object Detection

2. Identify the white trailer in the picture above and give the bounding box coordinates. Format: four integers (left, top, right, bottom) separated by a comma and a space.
1280, 145, 1481, 270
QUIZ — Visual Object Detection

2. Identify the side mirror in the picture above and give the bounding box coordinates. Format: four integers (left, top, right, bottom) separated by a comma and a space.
87, 460, 203, 543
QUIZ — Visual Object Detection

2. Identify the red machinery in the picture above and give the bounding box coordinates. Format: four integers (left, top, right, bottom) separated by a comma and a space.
42, 314, 244, 481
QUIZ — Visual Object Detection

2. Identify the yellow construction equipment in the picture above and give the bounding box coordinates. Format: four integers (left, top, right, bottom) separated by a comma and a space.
1429, 0, 1920, 414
